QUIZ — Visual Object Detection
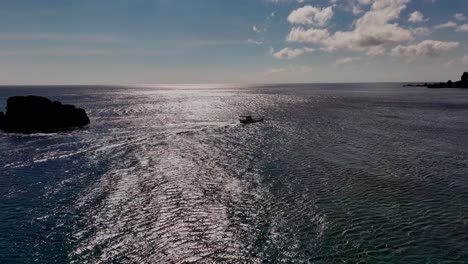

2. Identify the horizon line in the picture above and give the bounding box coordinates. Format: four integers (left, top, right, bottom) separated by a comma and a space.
0, 81, 440, 87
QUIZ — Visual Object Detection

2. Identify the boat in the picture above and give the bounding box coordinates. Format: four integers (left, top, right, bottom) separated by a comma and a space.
239, 115, 264, 124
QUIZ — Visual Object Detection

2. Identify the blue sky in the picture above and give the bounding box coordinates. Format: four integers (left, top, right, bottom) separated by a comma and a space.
0, 0, 467, 84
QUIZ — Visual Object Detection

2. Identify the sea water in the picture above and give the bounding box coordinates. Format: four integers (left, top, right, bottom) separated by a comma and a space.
0, 84, 467, 263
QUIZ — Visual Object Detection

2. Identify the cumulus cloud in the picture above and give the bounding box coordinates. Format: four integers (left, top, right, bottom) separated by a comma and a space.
272, 47, 315, 59
288, 5, 334, 26
331, 0, 372, 15
286, 0, 412, 53
456, 24, 468, 32
366, 45, 386, 56
408, 11, 426, 23
352, 0, 410, 27
412, 27, 431, 36
322, 23, 412, 52
391, 40, 459, 59
287, 27, 330, 43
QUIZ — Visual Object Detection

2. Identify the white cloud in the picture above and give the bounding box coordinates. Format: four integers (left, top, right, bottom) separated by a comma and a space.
391, 40, 459, 59
366, 45, 386, 56
272, 47, 315, 59
412, 27, 431, 36
353, 0, 410, 27
351, 5, 364, 15
287, 5, 334, 26
456, 24, 468, 32
454, 13, 466, 22
408, 11, 426, 23
434, 21, 457, 30
357, 0, 374, 5
331, 0, 371, 15
322, 24, 412, 52
334, 56, 362, 66
253, 25, 261, 33
286, 0, 412, 54
286, 27, 330, 43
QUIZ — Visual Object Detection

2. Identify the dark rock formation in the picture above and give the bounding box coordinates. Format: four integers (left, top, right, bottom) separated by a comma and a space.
0, 96, 90, 134
404, 71, 468, 89
462, 72, 468, 82
426, 71, 468, 89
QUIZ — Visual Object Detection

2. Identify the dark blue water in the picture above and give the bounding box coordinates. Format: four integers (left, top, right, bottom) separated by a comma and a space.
0, 84, 467, 263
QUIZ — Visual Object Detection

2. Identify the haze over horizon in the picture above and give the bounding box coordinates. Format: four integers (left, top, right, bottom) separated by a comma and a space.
0, 0, 467, 85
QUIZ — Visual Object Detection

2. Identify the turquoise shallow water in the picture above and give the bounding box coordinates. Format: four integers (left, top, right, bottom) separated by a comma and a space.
0, 84, 467, 263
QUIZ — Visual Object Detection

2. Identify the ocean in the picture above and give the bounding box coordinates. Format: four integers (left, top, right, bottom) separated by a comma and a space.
0, 84, 467, 263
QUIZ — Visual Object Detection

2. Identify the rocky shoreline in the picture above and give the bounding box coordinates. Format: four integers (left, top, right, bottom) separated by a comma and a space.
0, 96, 90, 134
405, 71, 468, 89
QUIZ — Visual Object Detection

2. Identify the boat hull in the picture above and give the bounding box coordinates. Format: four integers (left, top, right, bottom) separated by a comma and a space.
239, 118, 264, 124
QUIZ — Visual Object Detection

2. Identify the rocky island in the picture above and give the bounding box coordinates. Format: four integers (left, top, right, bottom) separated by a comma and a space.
0, 96, 90, 134
406, 71, 468, 89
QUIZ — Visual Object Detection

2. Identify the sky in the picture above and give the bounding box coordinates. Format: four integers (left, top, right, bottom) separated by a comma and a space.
0, 0, 467, 84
